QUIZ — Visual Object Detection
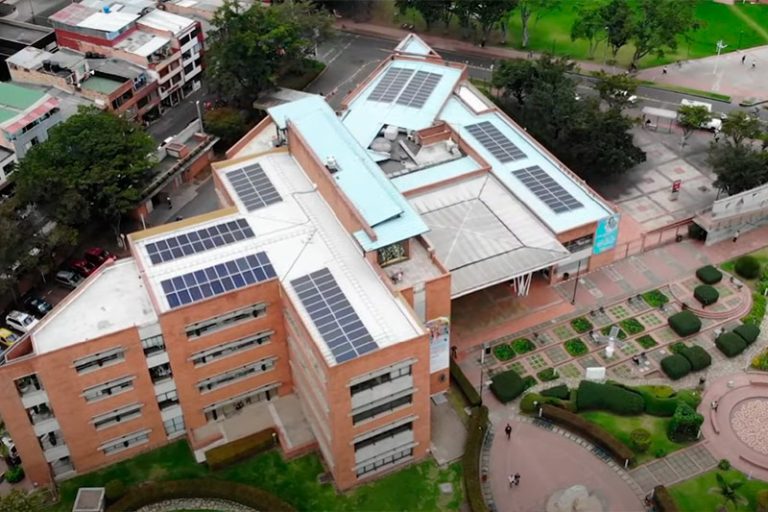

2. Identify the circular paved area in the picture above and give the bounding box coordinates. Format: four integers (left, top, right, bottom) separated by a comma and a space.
701, 373, 768, 481
136, 498, 256, 512
488, 419, 643, 512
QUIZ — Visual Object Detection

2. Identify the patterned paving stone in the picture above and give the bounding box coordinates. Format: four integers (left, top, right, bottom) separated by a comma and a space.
578, 355, 602, 369
655, 327, 678, 343
534, 332, 555, 347
639, 311, 664, 327
544, 345, 569, 364
553, 324, 576, 341
507, 361, 526, 375
557, 362, 582, 379
629, 466, 659, 493
619, 341, 641, 356
648, 348, 670, 363
527, 353, 548, 370
666, 451, 702, 480
608, 303, 632, 320
610, 363, 635, 379
687, 444, 717, 469
644, 459, 679, 484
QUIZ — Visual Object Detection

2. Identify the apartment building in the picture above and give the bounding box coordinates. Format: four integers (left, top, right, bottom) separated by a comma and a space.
0, 18, 57, 81
0, 35, 619, 493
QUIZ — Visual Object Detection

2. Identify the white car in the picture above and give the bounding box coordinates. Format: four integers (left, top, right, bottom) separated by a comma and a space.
5, 310, 39, 334
612, 89, 638, 104
680, 99, 725, 132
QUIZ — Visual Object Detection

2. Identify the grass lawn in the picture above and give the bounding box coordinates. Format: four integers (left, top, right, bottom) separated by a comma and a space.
668, 468, 768, 512
52, 441, 464, 511
720, 247, 768, 290
580, 411, 690, 464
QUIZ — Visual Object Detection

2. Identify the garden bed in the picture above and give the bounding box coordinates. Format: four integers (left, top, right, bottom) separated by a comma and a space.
564, 338, 588, 357
642, 289, 669, 308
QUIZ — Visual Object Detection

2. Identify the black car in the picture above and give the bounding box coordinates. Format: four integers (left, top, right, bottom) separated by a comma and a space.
22, 295, 53, 318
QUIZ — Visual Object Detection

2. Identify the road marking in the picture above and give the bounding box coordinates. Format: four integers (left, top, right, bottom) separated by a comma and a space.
321, 38, 354, 65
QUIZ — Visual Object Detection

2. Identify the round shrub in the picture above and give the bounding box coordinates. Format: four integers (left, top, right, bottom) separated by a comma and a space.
570, 317, 593, 334
718, 458, 731, 471
493, 343, 514, 361
660, 354, 692, 380
716, 332, 748, 358
512, 338, 535, 355
734, 323, 760, 345
520, 393, 544, 413
490, 370, 525, 403
629, 428, 652, 453
668, 402, 704, 442
575, 381, 644, 415
105, 479, 127, 502
735, 255, 761, 279
668, 310, 702, 337
757, 489, 768, 512
4, 466, 24, 483
696, 265, 722, 284
537, 368, 558, 382
680, 345, 712, 372
693, 285, 719, 306
541, 384, 570, 400
564, 338, 588, 357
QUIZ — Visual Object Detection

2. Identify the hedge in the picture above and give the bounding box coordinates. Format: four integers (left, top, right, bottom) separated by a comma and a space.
629, 386, 679, 417
680, 345, 712, 372
734, 323, 760, 345
693, 285, 719, 306
668, 310, 702, 337
490, 370, 526, 403
541, 405, 634, 465
541, 384, 570, 400
696, 265, 722, 284
451, 359, 481, 407
735, 255, 761, 279
660, 354, 692, 380
108, 479, 295, 512
716, 332, 748, 358
653, 485, 679, 512
575, 381, 644, 415
205, 428, 276, 470
464, 406, 490, 512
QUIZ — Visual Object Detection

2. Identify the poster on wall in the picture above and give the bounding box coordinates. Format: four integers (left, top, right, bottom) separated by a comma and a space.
427, 317, 450, 373
593, 214, 621, 255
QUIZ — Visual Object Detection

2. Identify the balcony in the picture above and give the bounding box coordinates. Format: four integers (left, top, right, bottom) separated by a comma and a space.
16, 374, 48, 408
44, 443, 70, 463
27, 403, 54, 425
20, 388, 49, 409
157, 395, 180, 411
50, 456, 75, 480
146, 350, 169, 369
149, 363, 173, 385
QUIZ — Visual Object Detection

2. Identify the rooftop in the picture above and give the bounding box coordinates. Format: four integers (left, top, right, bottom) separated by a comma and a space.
138, 9, 195, 35
115, 30, 170, 57
80, 75, 124, 94
6, 46, 86, 72
31, 259, 158, 355
166, 0, 257, 16
393, 33, 436, 57
0, 83, 52, 127
0, 18, 53, 44
79, 0, 156, 15
88, 57, 145, 80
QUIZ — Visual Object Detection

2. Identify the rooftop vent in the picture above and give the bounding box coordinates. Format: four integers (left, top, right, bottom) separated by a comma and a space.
325, 156, 339, 174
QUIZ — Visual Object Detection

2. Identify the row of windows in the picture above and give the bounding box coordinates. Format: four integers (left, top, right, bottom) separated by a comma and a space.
350, 364, 411, 396
356, 447, 413, 478
141, 335, 166, 356
352, 394, 412, 425
101, 430, 150, 455
156, 389, 179, 410
74, 349, 125, 374
164, 416, 185, 436
354, 422, 413, 453
83, 377, 134, 402
191, 331, 272, 366
197, 357, 277, 393
93, 404, 142, 430
185, 304, 266, 339
203, 384, 277, 422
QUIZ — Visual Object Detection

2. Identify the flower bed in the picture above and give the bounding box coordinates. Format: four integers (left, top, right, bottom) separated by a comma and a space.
642, 289, 670, 308
512, 337, 535, 355
619, 318, 645, 336
493, 343, 515, 361
570, 316, 593, 334
564, 338, 588, 357
601, 325, 627, 340
637, 335, 658, 349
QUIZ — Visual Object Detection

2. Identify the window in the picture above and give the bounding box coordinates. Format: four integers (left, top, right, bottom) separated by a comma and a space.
191, 331, 272, 366
197, 357, 276, 393
563, 235, 594, 253
149, 362, 173, 384
156, 389, 179, 410
356, 447, 413, 477
74, 348, 125, 374
83, 376, 134, 402
101, 430, 150, 455
185, 304, 267, 339
141, 335, 165, 356
354, 422, 413, 453
163, 416, 185, 436
353, 394, 412, 424
203, 384, 277, 422
92, 404, 142, 430
351, 364, 412, 396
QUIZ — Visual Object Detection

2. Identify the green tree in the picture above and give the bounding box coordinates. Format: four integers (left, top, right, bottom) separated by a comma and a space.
412, 0, 443, 31
600, 0, 633, 59
203, 107, 249, 148
517, 0, 560, 48
492, 59, 537, 104
474, 0, 517, 44
207, 0, 331, 107
0, 489, 44, 512
571, 0, 606, 59
629, 0, 697, 67
592, 69, 638, 109
667, 401, 703, 441
453, 0, 476, 40
709, 143, 768, 195
677, 104, 711, 146
14, 106, 155, 238
721, 110, 763, 147
708, 473, 748, 511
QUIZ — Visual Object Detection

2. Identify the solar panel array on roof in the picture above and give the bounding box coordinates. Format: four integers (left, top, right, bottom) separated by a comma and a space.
367, 67, 414, 103
146, 219, 254, 265
465, 121, 526, 163
512, 166, 584, 213
161, 252, 276, 309
225, 164, 282, 211
396, 70, 442, 108
291, 268, 378, 363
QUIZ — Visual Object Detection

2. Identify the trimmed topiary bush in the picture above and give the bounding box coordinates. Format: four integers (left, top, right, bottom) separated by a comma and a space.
680, 345, 712, 372
696, 265, 722, 284
463, 406, 489, 512
630, 428, 652, 453
631, 386, 679, 417
575, 381, 644, 415
636, 335, 658, 349
493, 343, 514, 361
105, 479, 127, 503
716, 332, 748, 358
735, 255, 761, 279
670, 341, 688, 355
693, 284, 719, 306
490, 370, 526, 403
668, 310, 702, 337
512, 338, 535, 355
668, 402, 704, 442
541, 384, 570, 400
570, 317, 593, 334
734, 323, 760, 345
564, 338, 588, 357
206, 429, 277, 470
4, 466, 24, 483
660, 354, 692, 380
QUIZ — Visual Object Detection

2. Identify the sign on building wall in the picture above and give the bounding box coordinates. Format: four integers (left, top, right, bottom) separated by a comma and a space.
427, 317, 450, 373
593, 214, 620, 255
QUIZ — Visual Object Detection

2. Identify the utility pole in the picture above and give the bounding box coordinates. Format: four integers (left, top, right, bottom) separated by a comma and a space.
571, 259, 583, 305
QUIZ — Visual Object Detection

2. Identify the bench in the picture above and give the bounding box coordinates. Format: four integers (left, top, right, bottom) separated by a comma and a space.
710, 408, 720, 434
740, 454, 768, 471
749, 379, 768, 387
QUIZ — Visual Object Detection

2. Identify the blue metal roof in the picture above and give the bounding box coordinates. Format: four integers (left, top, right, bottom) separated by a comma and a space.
268, 95, 428, 251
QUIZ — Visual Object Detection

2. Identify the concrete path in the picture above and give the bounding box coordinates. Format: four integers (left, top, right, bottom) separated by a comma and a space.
630, 443, 718, 494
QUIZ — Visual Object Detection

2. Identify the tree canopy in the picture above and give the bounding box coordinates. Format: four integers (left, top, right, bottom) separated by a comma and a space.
709, 142, 768, 196
629, 0, 697, 67
592, 70, 638, 109
0, 489, 44, 512
570, 0, 606, 59
721, 110, 762, 146
676, 104, 711, 146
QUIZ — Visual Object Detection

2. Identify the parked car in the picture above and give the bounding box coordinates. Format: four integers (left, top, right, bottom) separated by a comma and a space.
1, 435, 20, 466
679, 99, 725, 132
22, 294, 52, 318
5, 310, 39, 334
84, 247, 114, 267
0, 328, 19, 346
55, 269, 84, 289
67, 258, 96, 277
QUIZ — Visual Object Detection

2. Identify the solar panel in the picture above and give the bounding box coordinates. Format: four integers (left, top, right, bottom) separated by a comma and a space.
512, 166, 584, 213
146, 218, 254, 265
465, 121, 526, 163
161, 252, 276, 309
396, 71, 442, 108
291, 268, 378, 364
225, 164, 282, 212
368, 67, 414, 103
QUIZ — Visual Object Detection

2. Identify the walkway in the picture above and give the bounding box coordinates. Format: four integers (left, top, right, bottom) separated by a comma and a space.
630, 443, 718, 494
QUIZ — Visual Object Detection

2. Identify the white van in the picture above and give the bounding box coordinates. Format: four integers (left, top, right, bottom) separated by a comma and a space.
679, 99, 724, 132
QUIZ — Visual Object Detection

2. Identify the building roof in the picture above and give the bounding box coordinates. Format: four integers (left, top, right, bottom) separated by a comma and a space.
78, 11, 139, 32
0, 19, 53, 44
116, 30, 170, 57
393, 34, 436, 57
31, 259, 158, 355
80, 75, 123, 94
0, 83, 55, 129
6, 46, 86, 72
138, 9, 195, 35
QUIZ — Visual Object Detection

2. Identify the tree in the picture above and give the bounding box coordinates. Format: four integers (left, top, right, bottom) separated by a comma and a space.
708, 473, 748, 511
14, 106, 155, 239
207, 0, 331, 107
571, 0, 606, 59
492, 59, 537, 104
0, 489, 44, 512
411, 0, 444, 31
721, 110, 762, 147
592, 70, 638, 109
600, 0, 633, 59
203, 107, 249, 148
474, 0, 517, 44
453, 0, 475, 40
668, 401, 703, 442
517, 0, 560, 48
709, 143, 768, 195
629, 0, 697, 67
677, 104, 711, 146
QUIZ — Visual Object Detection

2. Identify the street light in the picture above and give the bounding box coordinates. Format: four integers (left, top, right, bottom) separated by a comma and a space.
713, 40, 728, 76
571, 259, 583, 305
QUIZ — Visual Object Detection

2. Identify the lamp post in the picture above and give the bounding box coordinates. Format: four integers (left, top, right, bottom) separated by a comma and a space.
571, 259, 583, 305
713, 40, 728, 76
479, 366, 484, 406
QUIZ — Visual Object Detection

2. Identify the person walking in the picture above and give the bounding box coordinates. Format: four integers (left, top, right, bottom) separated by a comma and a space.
508, 474, 515, 488
742, 54, 746, 65
514, 473, 521, 486
662, 66, 668, 75
504, 423, 512, 440
733, 229, 741, 243
752, 59, 757, 69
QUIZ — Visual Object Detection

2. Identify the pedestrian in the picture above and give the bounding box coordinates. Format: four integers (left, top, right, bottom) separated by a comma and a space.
711, 400, 719, 411
175, 215, 183, 222
662, 65, 668, 75
166, 194, 172, 209
514, 473, 521, 486
733, 229, 741, 243
640, 351, 647, 361
508, 474, 515, 488
742, 55, 746, 65
504, 423, 512, 440
752, 59, 757, 69
631, 355, 640, 366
